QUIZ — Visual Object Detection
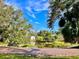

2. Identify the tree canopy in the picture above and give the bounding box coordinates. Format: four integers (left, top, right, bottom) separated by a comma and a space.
48, 0, 79, 43
0, 0, 32, 45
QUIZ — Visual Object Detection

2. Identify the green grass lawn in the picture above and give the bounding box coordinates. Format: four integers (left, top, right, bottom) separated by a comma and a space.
0, 54, 79, 59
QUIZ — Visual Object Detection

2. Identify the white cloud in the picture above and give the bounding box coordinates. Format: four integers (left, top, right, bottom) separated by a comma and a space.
26, 0, 49, 12
31, 14, 36, 18
5, 0, 49, 19
35, 22, 40, 24
26, 7, 37, 18
26, 7, 32, 13
34, 2, 49, 11
25, 0, 49, 18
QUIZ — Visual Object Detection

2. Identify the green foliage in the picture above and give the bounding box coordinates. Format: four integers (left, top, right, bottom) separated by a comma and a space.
0, 54, 79, 59
48, 0, 75, 28
0, 0, 32, 46
37, 36, 44, 41
52, 40, 71, 48
0, 42, 7, 46
36, 40, 71, 48
20, 44, 36, 47
36, 30, 65, 48
20, 44, 28, 47
48, 0, 79, 43
36, 30, 55, 48
37, 30, 55, 42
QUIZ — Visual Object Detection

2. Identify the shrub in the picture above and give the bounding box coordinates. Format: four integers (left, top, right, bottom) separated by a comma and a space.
0, 42, 7, 47
20, 44, 36, 47
52, 40, 71, 48
7, 41, 18, 47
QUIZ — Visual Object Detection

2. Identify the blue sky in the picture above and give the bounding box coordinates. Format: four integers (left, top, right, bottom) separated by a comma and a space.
5, 0, 59, 31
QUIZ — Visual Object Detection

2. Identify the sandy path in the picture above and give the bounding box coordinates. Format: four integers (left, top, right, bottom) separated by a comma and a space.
0, 47, 79, 56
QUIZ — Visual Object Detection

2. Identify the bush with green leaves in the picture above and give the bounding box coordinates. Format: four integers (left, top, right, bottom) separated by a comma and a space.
0, 0, 32, 46
52, 40, 71, 48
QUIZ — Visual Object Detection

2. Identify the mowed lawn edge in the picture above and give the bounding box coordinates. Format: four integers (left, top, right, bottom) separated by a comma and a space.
0, 54, 79, 59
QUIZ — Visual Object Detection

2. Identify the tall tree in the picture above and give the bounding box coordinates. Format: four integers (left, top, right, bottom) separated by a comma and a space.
48, 0, 79, 43
0, 0, 32, 45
